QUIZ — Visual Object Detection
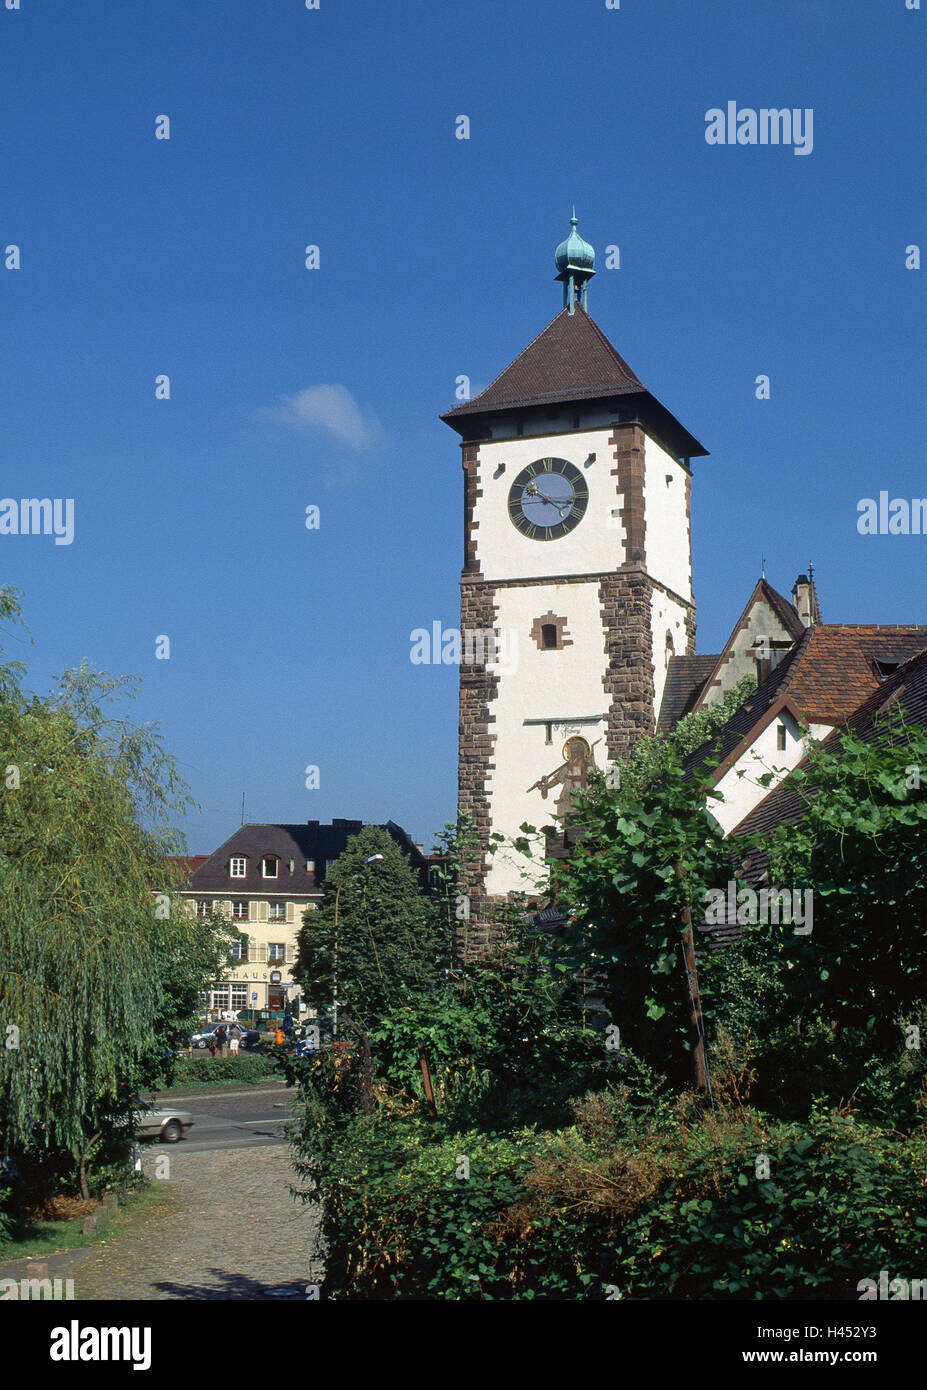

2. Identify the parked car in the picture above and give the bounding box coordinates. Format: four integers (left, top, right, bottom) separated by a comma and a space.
189, 1022, 260, 1050
134, 1104, 194, 1144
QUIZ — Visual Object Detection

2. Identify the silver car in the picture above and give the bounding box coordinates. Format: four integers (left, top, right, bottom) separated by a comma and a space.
134, 1105, 194, 1144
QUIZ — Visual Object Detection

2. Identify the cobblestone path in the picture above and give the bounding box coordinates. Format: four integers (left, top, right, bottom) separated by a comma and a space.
68, 1143, 322, 1301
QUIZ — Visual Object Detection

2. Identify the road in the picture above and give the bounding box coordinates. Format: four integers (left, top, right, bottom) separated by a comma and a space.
146, 1085, 297, 1154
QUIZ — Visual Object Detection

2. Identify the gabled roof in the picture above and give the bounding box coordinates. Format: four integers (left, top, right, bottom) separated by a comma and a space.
440, 303, 708, 459
693, 577, 806, 712
685, 624, 927, 793
732, 643, 927, 877
683, 635, 810, 783
837, 642, 927, 744
657, 654, 719, 731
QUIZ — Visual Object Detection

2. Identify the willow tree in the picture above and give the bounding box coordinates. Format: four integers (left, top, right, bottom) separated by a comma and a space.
0, 589, 237, 1199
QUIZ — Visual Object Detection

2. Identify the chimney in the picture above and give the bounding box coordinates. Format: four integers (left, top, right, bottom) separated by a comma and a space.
791, 570, 821, 628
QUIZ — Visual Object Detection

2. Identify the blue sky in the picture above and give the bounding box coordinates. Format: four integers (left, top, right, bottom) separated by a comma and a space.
2, 0, 924, 852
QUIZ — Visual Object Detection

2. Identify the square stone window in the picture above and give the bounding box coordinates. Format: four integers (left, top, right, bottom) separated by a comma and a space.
531, 612, 572, 652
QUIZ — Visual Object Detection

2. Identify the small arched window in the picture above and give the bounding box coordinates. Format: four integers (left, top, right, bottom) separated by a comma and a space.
665, 631, 675, 669
541, 624, 558, 650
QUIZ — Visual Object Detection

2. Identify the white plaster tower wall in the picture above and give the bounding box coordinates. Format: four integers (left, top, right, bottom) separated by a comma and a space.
483, 579, 612, 897
643, 437, 693, 604
470, 428, 627, 580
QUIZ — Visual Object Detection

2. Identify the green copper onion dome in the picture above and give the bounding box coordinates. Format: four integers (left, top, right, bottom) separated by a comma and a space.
554, 209, 596, 313
555, 212, 595, 274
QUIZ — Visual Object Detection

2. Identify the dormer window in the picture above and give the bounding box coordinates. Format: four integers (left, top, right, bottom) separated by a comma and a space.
262, 856, 279, 879
230, 856, 247, 879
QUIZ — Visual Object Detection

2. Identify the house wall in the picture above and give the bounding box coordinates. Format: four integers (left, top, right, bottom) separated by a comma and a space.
700, 599, 798, 707
712, 715, 834, 834
185, 894, 316, 1014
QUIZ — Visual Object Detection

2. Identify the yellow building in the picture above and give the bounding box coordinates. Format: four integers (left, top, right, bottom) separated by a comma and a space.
173, 818, 428, 1020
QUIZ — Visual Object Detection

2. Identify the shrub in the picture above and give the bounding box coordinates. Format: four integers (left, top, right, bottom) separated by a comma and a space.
164, 1053, 280, 1087
310, 1092, 927, 1300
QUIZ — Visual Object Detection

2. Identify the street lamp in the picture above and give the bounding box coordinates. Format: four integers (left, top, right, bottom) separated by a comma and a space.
332, 854, 384, 1037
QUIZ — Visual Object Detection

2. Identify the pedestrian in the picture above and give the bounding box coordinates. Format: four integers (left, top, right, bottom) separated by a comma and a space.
275, 1024, 284, 1046
229, 1022, 242, 1056
215, 1023, 228, 1057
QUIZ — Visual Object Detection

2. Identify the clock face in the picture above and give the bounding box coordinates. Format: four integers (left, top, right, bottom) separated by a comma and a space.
507, 457, 588, 540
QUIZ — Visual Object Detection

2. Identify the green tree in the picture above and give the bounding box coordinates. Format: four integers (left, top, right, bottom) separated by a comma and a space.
292, 825, 449, 1033
544, 746, 731, 1087
424, 813, 480, 967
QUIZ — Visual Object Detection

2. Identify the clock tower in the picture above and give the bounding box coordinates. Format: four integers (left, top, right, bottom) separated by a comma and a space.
441, 216, 708, 951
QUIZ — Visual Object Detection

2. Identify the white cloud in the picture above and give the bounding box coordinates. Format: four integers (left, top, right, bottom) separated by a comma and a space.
264, 384, 381, 451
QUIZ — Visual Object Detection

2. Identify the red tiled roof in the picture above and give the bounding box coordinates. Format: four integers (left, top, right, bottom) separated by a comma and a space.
165, 855, 209, 886
685, 625, 927, 792
778, 626, 927, 724
732, 643, 927, 872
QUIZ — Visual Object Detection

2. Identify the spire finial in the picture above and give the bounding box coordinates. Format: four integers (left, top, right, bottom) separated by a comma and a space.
554, 212, 596, 315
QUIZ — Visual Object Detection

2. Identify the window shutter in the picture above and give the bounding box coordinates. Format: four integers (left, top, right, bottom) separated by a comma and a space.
286, 902, 294, 924
259, 901, 268, 923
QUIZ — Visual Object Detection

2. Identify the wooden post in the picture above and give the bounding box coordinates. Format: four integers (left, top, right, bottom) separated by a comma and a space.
418, 1043, 438, 1120
676, 861, 709, 1094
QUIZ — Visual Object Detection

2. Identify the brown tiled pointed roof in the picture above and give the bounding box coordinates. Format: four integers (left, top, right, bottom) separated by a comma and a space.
443, 303, 645, 414
440, 303, 708, 459
684, 623, 927, 800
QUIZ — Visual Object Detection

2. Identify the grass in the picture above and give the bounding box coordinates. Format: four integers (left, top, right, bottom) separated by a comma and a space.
0, 1182, 165, 1265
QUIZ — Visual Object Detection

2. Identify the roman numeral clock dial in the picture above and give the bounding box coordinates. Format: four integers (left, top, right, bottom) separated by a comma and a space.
507, 457, 588, 540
